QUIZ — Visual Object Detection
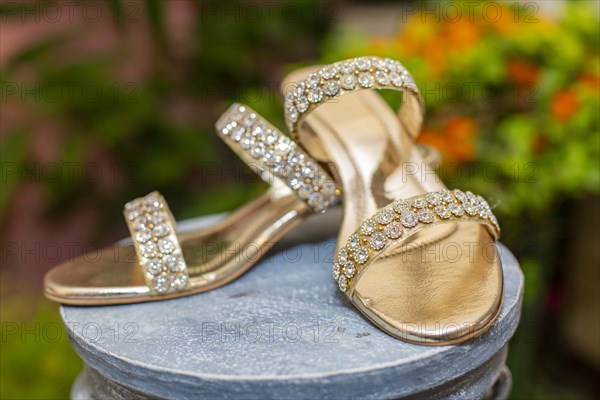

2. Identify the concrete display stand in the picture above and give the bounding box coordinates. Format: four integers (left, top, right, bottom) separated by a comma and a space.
63, 213, 523, 399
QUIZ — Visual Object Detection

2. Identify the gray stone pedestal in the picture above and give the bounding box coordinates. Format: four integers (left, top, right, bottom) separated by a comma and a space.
63, 214, 523, 399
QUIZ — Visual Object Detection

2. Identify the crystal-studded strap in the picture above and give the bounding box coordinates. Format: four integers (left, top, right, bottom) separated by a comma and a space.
283, 56, 424, 140
215, 103, 341, 213
124, 192, 189, 295
333, 189, 500, 295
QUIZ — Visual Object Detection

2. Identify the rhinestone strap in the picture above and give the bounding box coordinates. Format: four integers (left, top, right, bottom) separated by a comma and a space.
216, 103, 341, 213
283, 56, 424, 139
333, 189, 500, 294
124, 192, 189, 295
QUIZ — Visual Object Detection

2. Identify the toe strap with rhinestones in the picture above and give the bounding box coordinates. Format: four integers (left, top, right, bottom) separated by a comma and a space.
333, 189, 500, 295
283, 56, 424, 140
216, 103, 341, 213
124, 192, 190, 295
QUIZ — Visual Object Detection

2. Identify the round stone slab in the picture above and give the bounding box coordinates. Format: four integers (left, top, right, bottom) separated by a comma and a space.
62, 215, 523, 400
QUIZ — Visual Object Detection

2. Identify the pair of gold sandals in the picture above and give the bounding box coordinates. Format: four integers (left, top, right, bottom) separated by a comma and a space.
45, 56, 503, 345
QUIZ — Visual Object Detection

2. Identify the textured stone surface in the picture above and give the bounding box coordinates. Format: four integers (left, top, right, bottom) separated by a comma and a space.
63, 215, 523, 399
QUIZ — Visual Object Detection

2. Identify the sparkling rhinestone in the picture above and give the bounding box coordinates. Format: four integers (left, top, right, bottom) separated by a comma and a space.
347, 233, 360, 250
358, 73, 375, 88
145, 195, 162, 211
301, 162, 316, 178
276, 138, 291, 153
171, 274, 188, 290
288, 174, 303, 190
360, 219, 377, 235
250, 143, 266, 158
339, 61, 355, 74
324, 81, 340, 96
274, 163, 292, 177
412, 198, 426, 209
466, 191, 478, 203
337, 248, 349, 264
385, 223, 403, 239
153, 223, 169, 238
158, 238, 175, 254
321, 66, 337, 79
393, 201, 410, 214
147, 259, 162, 276
298, 184, 313, 200
376, 209, 394, 225
464, 203, 477, 216
453, 189, 467, 203
295, 96, 309, 112
125, 199, 142, 210
426, 192, 442, 206
133, 218, 147, 231
251, 122, 266, 137
135, 228, 152, 243
232, 127, 245, 142
372, 58, 386, 70
307, 87, 323, 103
368, 232, 387, 250
265, 130, 278, 145
343, 261, 355, 278
142, 242, 158, 259
294, 83, 306, 98
126, 209, 140, 221
153, 275, 170, 294
354, 246, 369, 264
434, 205, 451, 219
306, 73, 320, 88
241, 136, 255, 150
287, 107, 299, 123
384, 58, 399, 72
146, 211, 164, 226
389, 72, 403, 87
440, 190, 455, 203
449, 202, 465, 216
321, 182, 337, 200
341, 74, 356, 90
400, 211, 419, 228
287, 151, 304, 166
356, 57, 371, 70
332, 262, 341, 280
476, 204, 488, 218
307, 192, 325, 211
403, 76, 418, 91
164, 255, 184, 272
242, 113, 256, 127
338, 275, 348, 291
375, 71, 390, 85
418, 210, 435, 224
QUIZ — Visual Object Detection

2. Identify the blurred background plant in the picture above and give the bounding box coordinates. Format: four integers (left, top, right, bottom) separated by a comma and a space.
1, 0, 598, 399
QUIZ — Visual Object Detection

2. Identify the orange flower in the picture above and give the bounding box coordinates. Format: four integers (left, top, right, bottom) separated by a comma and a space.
578, 73, 600, 91
551, 89, 580, 123
441, 19, 481, 53
487, 4, 519, 36
507, 58, 540, 86
417, 117, 478, 163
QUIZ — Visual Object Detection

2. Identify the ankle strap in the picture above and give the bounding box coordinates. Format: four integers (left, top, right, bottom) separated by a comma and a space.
283, 56, 424, 140
216, 103, 341, 213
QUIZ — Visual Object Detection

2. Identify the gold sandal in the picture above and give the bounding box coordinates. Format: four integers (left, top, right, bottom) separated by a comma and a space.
282, 56, 503, 345
44, 104, 340, 305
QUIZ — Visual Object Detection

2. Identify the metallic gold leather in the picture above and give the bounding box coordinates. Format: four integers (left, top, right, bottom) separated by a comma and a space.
282, 67, 504, 345
44, 192, 312, 305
